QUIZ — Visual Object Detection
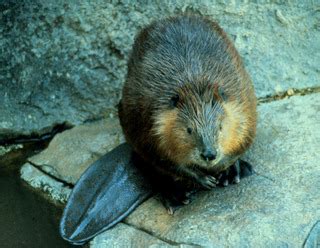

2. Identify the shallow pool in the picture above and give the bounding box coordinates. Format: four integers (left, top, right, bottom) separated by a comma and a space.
0, 143, 82, 248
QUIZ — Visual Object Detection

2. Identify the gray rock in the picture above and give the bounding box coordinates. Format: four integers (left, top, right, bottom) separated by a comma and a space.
0, 144, 23, 157
28, 118, 124, 185
21, 92, 320, 247
90, 223, 177, 248
20, 163, 71, 204
1, 1, 319, 140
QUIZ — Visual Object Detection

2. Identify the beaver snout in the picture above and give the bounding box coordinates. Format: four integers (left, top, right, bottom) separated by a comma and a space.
200, 148, 216, 161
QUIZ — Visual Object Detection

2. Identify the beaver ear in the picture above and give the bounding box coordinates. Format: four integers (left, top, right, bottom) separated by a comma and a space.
169, 94, 179, 108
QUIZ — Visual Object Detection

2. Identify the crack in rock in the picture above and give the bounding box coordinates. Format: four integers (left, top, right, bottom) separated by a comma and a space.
255, 172, 276, 183
0, 122, 72, 146
258, 86, 320, 104
27, 160, 74, 188
124, 222, 203, 247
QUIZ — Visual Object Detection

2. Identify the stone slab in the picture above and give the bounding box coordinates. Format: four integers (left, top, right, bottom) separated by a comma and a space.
28, 118, 124, 185
90, 223, 176, 248
20, 163, 71, 204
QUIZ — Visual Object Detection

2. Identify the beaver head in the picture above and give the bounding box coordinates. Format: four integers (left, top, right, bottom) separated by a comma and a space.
152, 82, 255, 173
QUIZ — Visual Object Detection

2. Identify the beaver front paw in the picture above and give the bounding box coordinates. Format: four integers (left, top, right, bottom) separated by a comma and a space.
197, 175, 218, 189
160, 189, 197, 215
217, 159, 253, 187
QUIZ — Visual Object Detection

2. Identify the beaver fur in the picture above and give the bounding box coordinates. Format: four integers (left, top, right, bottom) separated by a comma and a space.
119, 15, 257, 212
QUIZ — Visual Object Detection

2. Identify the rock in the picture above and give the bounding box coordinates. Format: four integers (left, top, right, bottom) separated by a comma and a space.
20, 163, 71, 204
287, 88, 295, 96
21, 92, 320, 246
1, 1, 319, 140
90, 223, 177, 248
275, 9, 290, 26
0, 144, 23, 157
28, 118, 124, 185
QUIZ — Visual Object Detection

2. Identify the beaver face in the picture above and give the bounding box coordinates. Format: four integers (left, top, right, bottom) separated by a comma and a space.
152, 102, 223, 169
152, 83, 244, 171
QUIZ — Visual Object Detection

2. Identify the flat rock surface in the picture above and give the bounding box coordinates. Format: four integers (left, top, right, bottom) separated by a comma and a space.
1, 1, 319, 139
28, 118, 124, 185
21, 92, 320, 247
90, 223, 178, 248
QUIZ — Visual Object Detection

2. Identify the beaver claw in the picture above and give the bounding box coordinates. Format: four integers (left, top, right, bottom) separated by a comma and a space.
162, 198, 182, 215
160, 189, 197, 215
197, 175, 218, 189
218, 159, 254, 187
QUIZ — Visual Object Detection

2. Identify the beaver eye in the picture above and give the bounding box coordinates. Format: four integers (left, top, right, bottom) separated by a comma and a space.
187, 127, 193, 134
219, 123, 222, 131
170, 94, 179, 108
218, 88, 227, 101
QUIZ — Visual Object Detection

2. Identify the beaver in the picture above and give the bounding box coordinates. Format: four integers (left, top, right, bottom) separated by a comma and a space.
119, 15, 257, 213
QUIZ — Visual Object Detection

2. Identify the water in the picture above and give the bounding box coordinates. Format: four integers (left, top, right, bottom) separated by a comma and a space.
0, 143, 84, 248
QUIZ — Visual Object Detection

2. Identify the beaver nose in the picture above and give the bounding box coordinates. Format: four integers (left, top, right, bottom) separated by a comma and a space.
201, 149, 216, 161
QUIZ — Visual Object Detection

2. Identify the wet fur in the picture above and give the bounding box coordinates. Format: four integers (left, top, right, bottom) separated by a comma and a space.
119, 15, 256, 189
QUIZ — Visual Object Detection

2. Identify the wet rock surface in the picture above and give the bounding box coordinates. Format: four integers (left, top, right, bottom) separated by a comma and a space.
21, 93, 320, 247
0, 141, 74, 248
20, 163, 71, 204
1, 1, 319, 140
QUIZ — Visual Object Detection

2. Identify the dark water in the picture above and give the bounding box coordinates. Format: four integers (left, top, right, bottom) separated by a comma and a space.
0, 143, 83, 248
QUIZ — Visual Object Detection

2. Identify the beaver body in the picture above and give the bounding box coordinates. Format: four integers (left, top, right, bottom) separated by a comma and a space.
119, 15, 257, 210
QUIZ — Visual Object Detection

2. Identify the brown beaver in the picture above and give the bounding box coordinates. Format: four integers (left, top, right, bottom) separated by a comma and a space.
119, 15, 257, 213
